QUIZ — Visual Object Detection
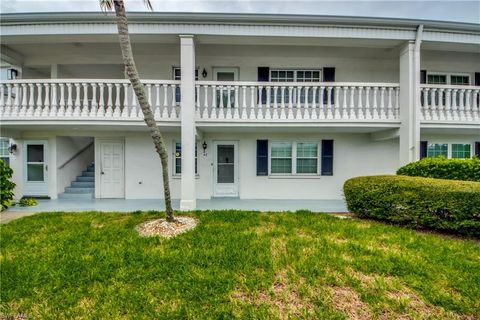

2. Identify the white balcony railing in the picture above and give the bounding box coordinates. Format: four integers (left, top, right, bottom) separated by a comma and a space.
195, 81, 400, 121
0, 79, 181, 120
420, 85, 480, 122
0, 79, 401, 122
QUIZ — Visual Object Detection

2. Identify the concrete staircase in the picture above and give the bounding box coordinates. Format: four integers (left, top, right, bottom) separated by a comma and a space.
59, 163, 95, 199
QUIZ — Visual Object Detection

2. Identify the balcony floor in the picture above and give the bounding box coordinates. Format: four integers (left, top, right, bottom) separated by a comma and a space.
1, 198, 347, 223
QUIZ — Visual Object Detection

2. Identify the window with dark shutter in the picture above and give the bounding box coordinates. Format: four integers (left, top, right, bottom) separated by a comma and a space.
475, 142, 480, 158
257, 67, 270, 104
321, 140, 333, 176
420, 141, 428, 159
323, 67, 335, 105
256, 140, 268, 176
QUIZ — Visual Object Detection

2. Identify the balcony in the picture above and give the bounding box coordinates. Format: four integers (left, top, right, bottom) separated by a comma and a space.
0, 79, 403, 124
420, 84, 480, 123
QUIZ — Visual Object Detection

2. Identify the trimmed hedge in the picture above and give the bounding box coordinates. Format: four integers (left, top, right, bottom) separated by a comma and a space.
397, 157, 480, 182
343, 175, 480, 236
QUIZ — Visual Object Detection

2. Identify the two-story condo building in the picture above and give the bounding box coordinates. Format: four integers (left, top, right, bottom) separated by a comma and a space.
0, 12, 479, 210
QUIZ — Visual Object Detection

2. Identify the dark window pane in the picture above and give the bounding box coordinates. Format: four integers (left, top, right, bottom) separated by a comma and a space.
27, 144, 44, 162
27, 163, 44, 181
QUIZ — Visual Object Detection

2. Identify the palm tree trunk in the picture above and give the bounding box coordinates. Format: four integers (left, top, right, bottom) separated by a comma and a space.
113, 0, 174, 221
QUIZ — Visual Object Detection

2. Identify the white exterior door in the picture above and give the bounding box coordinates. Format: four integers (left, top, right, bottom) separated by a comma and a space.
24, 141, 48, 197
214, 141, 239, 197
99, 140, 124, 198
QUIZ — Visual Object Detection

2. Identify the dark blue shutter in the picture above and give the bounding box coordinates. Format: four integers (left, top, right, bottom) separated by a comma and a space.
321, 140, 334, 176
323, 67, 335, 104
256, 140, 268, 176
257, 67, 269, 104
475, 142, 480, 158
420, 141, 428, 159
420, 70, 427, 84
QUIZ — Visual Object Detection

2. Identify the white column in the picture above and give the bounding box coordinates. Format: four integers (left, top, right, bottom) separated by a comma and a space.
179, 35, 196, 210
399, 41, 420, 166
48, 137, 58, 200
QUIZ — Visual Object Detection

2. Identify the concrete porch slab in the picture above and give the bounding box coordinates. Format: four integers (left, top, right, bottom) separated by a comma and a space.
3, 198, 347, 218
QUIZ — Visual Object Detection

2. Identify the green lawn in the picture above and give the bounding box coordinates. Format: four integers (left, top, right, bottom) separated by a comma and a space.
1, 211, 479, 319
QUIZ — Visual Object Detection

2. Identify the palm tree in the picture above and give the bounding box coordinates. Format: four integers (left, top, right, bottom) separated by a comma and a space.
99, 0, 174, 221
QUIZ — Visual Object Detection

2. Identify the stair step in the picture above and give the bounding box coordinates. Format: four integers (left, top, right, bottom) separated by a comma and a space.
65, 187, 95, 194
77, 176, 94, 182
87, 165, 95, 172
81, 171, 95, 177
71, 181, 95, 188
59, 192, 94, 200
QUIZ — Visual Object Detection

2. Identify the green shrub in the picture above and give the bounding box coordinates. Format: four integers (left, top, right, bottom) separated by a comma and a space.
19, 198, 38, 207
397, 157, 480, 182
0, 160, 16, 211
343, 175, 480, 236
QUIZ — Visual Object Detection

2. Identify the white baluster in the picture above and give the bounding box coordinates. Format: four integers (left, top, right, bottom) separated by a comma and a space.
0, 85, 4, 115
357, 87, 364, 120
386, 87, 393, 119
295, 86, 301, 120
257, 85, 264, 120
218, 86, 225, 120
265, 86, 271, 120
195, 84, 201, 118
465, 89, 472, 121
11, 84, 20, 117
240, 86, 247, 120
81, 83, 89, 117
73, 83, 81, 117
364, 86, 372, 120
445, 89, 452, 120
303, 86, 310, 120
90, 83, 98, 117
280, 86, 287, 120
113, 83, 122, 117
121, 83, 129, 118
49, 83, 58, 117
249, 86, 256, 120
4, 84, 12, 117
202, 85, 210, 119
211, 85, 217, 120
395, 87, 400, 118
341, 87, 348, 119
348, 86, 355, 119
326, 87, 333, 119
379, 87, 386, 119
105, 83, 113, 117
98, 83, 105, 117
225, 86, 233, 119
451, 89, 458, 120
170, 84, 178, 119
233, 86, 240, 119
459, 89, 465, 120
287, 86, 294, 120
473, 89, 479, 121
66, 83, 76, 116
41, 84, 50, 117
19, 84, 28, 116
161, 84, 169, 119
372, 87, 379, 119
33, 84, 42, 117
318, 86, 325, 120
331, 87, 339, 120
26, 83, 35, 116
311, 87, 318, 120
58, 83, 66, 117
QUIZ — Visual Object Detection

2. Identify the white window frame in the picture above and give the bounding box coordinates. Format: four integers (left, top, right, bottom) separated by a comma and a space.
426, 72, 471, 85
270, 69, 322, 82
268, 141, 321, 176
426, 142, 474, 159
0, 137, 10, 164
172, 140, 199, 177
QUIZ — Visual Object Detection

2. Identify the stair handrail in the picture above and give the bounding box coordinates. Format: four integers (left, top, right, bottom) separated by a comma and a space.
58, 141, 94, 170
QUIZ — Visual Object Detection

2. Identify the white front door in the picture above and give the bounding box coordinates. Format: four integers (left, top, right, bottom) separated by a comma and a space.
214, 141, 239, 197
24, 141, 48, 197
99, 140, 124, 198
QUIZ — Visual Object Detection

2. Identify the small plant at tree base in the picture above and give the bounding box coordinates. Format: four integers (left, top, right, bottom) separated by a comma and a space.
19, 198, 38, 207
0, 160, 16, 211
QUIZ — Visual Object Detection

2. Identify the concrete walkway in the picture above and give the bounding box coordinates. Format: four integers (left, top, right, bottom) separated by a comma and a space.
1, 198, 347, 224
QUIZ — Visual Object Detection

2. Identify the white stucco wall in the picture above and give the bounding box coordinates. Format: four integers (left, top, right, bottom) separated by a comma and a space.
122, 131, 399, 200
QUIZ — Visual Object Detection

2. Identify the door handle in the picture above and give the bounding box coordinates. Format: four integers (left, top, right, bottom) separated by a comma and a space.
101, 171, 105, 175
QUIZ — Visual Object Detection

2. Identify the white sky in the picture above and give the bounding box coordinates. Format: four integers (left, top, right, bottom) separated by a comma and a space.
1, 0, 479, 24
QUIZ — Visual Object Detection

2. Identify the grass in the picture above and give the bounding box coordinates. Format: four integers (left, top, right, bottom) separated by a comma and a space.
1, 210, 479, 319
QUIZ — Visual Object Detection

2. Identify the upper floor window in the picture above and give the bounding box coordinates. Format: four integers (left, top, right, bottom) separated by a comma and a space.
173, 67, 199, 103
270, 69, 321, 103
427, 73, 470, 85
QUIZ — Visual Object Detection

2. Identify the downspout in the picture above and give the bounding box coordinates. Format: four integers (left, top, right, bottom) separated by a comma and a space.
412, 25, 423, 160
